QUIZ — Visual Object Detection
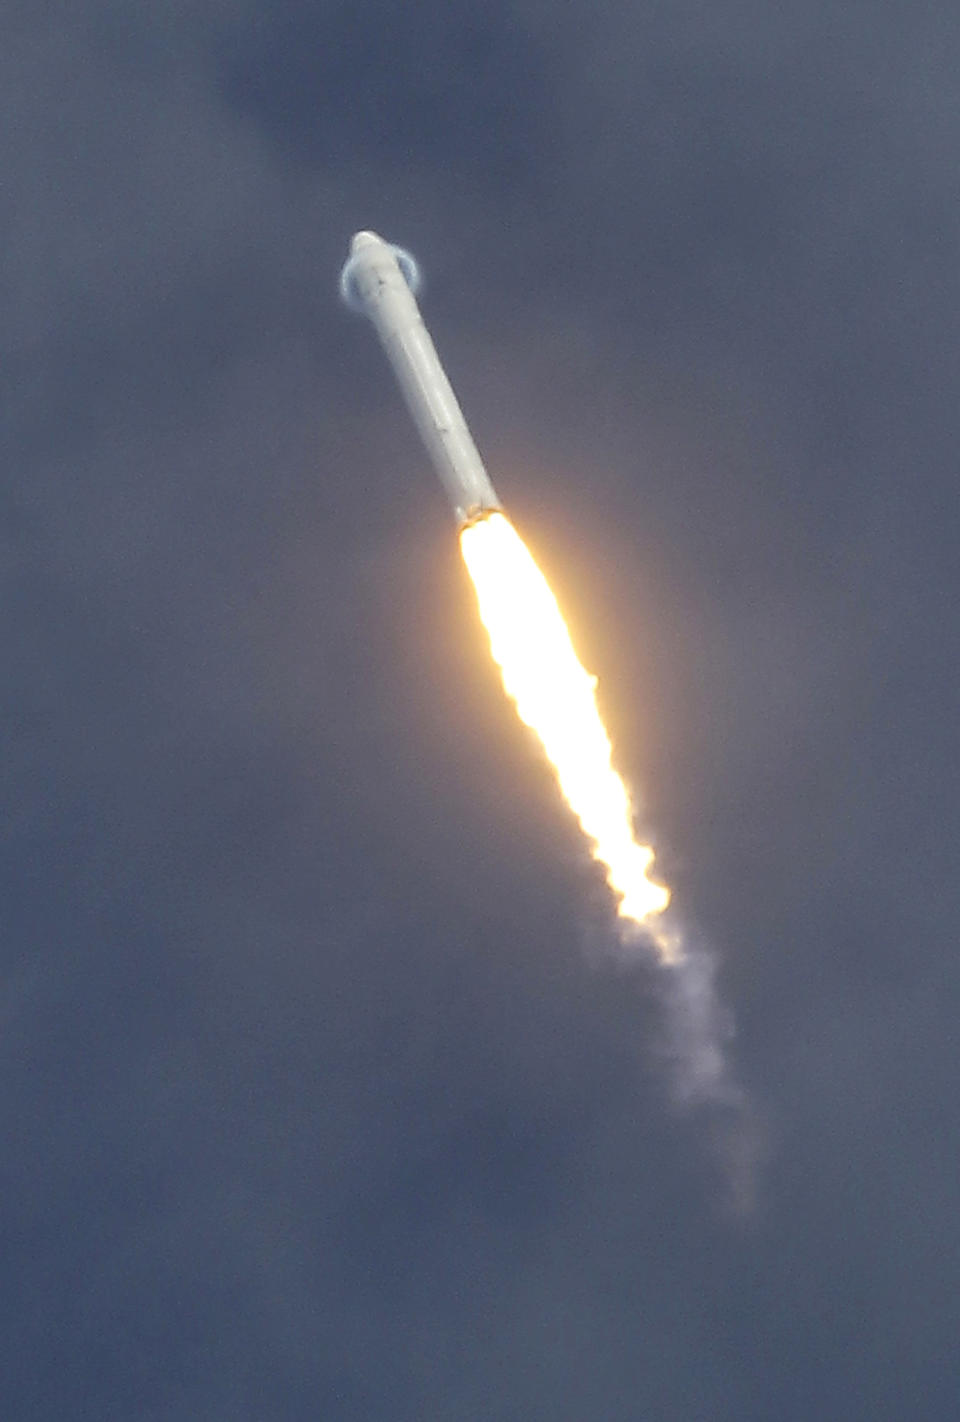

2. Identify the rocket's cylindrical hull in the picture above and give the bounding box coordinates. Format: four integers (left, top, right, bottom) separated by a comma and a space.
341, 231, 502, 526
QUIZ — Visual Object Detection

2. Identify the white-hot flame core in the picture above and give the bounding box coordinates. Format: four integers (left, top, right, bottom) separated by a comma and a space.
460, 513, 673, 954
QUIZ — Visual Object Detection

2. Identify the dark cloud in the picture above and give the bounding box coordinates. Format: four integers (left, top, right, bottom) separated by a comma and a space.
3, 1, 959, 1416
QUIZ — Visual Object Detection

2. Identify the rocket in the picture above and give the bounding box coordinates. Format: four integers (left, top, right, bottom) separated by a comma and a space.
340, 231, 502, 527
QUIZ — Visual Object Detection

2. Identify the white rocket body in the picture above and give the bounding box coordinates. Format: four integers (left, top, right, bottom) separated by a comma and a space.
340, 231, 502, 526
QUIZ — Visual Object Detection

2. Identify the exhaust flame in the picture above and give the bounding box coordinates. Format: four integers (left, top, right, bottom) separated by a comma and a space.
460, 512, 674, 957
459, 512, 756, 1202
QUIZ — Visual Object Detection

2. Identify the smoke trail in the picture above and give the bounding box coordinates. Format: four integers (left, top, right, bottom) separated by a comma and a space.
615, 916, 761, 1212
460, 512, 757, 1203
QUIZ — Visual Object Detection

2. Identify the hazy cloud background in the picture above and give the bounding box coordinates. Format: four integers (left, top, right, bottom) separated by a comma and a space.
3, 2, 959, 1416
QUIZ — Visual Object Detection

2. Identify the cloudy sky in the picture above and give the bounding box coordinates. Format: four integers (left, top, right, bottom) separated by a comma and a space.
4, 2, 959, 1416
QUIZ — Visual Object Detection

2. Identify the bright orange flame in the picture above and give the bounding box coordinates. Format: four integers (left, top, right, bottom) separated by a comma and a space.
460, 512, 672, 951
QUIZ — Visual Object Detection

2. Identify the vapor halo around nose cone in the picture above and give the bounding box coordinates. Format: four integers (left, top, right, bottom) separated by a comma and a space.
340, 230, 421, 310
339, 232, 499, 526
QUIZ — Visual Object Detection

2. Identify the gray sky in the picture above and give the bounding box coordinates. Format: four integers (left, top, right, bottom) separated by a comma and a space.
4, 2, 959, 1417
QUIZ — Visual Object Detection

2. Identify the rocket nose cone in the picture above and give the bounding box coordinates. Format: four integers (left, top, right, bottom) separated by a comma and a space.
350, 230, 383, 254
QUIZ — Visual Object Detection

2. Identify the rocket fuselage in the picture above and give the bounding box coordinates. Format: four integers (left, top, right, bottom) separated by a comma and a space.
340, 231, 502, 526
